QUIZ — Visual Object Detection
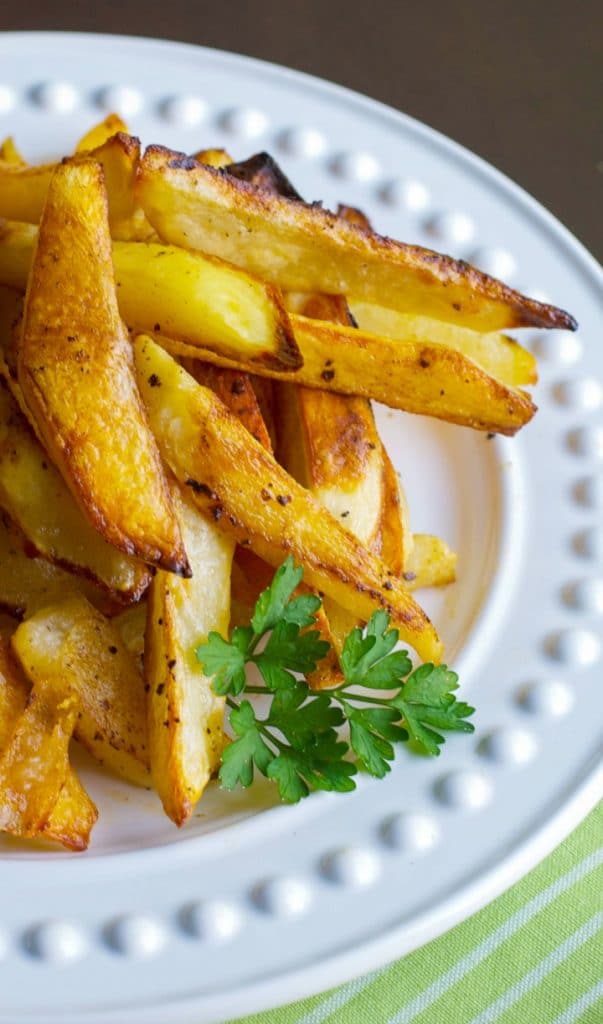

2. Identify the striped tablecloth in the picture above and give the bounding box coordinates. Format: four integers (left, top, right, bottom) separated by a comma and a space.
234, 803, 602, 1024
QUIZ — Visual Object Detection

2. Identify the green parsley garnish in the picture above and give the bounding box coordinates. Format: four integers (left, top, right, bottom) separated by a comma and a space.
196, 557, 475, 803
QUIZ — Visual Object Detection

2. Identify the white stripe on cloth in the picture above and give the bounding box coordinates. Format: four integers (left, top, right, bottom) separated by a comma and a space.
466, 913, 603, 1024
550, 980, 603, 1024
385, 847, 603, 1024
294, 968, 388, 1024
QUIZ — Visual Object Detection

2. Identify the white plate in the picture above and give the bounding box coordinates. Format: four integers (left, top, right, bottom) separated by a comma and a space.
0, 31, 602, 1024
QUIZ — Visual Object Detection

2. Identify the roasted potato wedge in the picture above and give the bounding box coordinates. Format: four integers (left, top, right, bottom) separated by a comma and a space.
145, 484, 232, 825
275, 384, 385, 546
43, 772, 99, 852
75, 113, 130, 153
137, 146, 576, 332
113, 601, 147, 664
0, 132, 141, 231
135, 336, 442, 662
349, 300, 537, 387
0, 677, 78, 839
187, 361, 274, 452
0, 635, 97, 849
0, 223, 300, 370
113, 240, 299, 368
0, 221, 534, 434
0, 136, 25, 165
0, 384, 151, 600
0, 513, 114, 618
193, 148, 233, 168
12, 595, 150, 787
19, 159, 188, 575
405, 534, 458, 590
161, 313, 536, 435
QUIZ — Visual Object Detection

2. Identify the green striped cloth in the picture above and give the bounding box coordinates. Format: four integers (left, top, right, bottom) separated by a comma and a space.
234, 804, 602, 1024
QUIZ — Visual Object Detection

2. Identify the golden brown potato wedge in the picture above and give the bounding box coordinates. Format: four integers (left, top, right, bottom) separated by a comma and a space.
192, 356, 341, 686
0, 513, 115, 618
161, 315, 536, 435
187, 361, 274, 452
0, 677, 78, 838
0, 634, 97, 849
112, 240, 299, 368
193, 148, 233, 168
19, 159, 188, 576
0, 223, 300, 370
0, 132, 141, 232
0, 223, 533, 433
43, 772, 99, 852
75, 113, 130, 152
349, 300, 537, 387
12, 595, 150, 787
145, 484, 232, 825
113, 601, 147, 663
137, 146, 576, 332
135, 336, 442, 662
376, 451, 411, 576
405, 534, 458, 590
0, 221, 35, 291
0, 384, 151, 600
275, 383, 385, 546
0, 136, 25, 165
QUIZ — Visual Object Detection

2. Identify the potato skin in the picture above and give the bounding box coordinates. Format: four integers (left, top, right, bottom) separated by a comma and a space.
18, 159, 188, 575
135, 336, 443, 663
12, 595, 151, 788
137, 146, 576, 333
161, 315, 536, 436
144, 485, 232, 826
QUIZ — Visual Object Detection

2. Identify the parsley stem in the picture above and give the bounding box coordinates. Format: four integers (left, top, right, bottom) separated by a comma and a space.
257, 721, 289, 753
333, 690, 396, 706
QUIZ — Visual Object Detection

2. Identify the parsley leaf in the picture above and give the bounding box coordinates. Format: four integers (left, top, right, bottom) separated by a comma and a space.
341, 610, 412, 688
251, 556, 303, 634
392, 665, 475, 756
198, 559, 476, 804
218, 700, 274, 788
196, 631, 247, 695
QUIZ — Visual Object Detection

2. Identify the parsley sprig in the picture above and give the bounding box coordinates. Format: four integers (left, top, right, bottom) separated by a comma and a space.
196, 558, 475, 803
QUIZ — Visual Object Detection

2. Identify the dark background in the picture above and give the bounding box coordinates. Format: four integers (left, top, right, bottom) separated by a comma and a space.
2, 1, 601, 260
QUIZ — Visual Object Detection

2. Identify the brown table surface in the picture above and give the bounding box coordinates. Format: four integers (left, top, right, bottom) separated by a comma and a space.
2, 1, 601, 261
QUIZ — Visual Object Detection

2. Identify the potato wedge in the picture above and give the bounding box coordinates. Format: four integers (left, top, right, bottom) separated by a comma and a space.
0, 223, 300, 370
0, 136, 25, 165
12, 595, 150, 786
19, 159, 188, 575
75, 113, 130, 153
0, 678, 78, 839
275, 384, 385, 545
226, 151, 302, 200
0, 513, 115, 618
145, 484, 232, 825
0, 223, 535, 433
405, 534, 458, 590
161, 314, 536, 435
349, 300, 537, 387
135, 336, 442, 662
187, 361, 274, 452
137, 146, 575, 332
42, 772, 98, 852
113, 601, 147, 663
193, 148, 233, 168
0, 635, 97, 849
0, 384, 151, 600
113, 240, 299, 368
0, 132, 141, 231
